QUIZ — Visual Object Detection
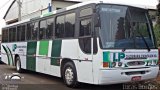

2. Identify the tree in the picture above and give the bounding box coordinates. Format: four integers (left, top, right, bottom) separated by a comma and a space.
154, 0, 160, 47
157, 0, 160, 24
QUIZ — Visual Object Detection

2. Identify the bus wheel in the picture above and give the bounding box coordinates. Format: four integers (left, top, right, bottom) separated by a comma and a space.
16, 57, 22, 73
63, 62, 79, 88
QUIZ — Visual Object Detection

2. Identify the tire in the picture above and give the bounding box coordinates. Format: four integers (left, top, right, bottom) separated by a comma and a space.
63, 62, 79, 88
15, 57, 22, 73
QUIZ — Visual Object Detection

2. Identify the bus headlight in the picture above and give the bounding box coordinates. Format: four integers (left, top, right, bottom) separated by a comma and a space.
112, 62, 116, 67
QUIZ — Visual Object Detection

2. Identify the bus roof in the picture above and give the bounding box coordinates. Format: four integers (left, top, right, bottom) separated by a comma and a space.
59, 0, 158, 11
3, 19, 30, 28
51, 0, 157, 17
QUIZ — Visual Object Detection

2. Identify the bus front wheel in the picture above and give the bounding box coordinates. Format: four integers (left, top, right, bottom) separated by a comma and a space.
15, 57, 22, 73
63, 62, 79, 88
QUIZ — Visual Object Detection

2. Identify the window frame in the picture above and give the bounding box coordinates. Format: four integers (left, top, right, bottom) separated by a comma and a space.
39, 20, 47, 40
20, 24, 26, 41
55, 12, 76, 39
30, 21, 39, 41
2, 28, 9, 43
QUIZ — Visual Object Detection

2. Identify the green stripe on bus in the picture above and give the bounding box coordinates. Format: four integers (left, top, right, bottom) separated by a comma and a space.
51, 40, 62, 66
103, 52, 110, 62
39, 40, 49, 55
6, 46, 14, 66
2, 45, 10, 65
27, 42, 37, 71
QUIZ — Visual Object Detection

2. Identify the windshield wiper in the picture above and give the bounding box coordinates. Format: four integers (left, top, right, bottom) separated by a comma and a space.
137, 30, 150, 52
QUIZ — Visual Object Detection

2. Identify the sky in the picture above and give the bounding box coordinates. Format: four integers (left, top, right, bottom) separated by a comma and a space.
0, 0, 14, 34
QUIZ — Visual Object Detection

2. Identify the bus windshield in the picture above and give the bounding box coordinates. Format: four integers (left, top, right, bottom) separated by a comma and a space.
97, 5, 156, 49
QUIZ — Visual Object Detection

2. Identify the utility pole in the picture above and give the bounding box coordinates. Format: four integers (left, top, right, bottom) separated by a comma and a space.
17, 0, 22, 21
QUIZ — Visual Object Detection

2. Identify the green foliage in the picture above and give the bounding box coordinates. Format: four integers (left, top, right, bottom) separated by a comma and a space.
154, 24, 160, 47
153, 1, 160, 47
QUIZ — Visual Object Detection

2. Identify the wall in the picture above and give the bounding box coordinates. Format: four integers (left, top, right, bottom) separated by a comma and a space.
21, 0, 51, 20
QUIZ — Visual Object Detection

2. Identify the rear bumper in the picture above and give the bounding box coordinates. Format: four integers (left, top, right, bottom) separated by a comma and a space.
98, 66, 159, 85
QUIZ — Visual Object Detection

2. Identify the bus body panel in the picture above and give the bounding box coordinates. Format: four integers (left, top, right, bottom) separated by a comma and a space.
1, 42, 27, 69
60, 39, 94, 83
91, 39, 159, 84
1, 40, 94, 84
98, 66, 159, 84
93, 49, 159, 84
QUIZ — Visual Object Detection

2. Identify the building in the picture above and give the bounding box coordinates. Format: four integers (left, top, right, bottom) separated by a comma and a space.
3, 0, 88, 24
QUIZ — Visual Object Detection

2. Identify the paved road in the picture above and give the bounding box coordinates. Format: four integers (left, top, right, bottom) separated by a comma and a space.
0, 64, 159, 90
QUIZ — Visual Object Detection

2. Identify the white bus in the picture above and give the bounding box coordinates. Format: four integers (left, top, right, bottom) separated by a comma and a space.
1, 0, 159, 87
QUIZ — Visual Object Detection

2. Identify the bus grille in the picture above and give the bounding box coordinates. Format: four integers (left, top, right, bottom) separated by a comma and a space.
127, 61, 145, 66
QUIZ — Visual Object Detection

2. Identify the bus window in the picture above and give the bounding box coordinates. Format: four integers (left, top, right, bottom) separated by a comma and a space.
13, 27, 17, 42
17, 26, 21, 41
40, 20, 47, 40
80, 7, 92, 17
9, 28, 13, 42
65, 13, 75, 37
9, 27, 16, 42
46, 18, 54, 39
56, 15, 65, 38
79, 18, 92, 53
27, 23, 32, 40
21, 25, 26, 41
79, 19, 91, 36
2, 29, 8, 42
31, 22, 38, 40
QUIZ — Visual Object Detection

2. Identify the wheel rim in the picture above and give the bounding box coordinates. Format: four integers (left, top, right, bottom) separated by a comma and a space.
16, 60, 20, 71
65, 67, 74, 85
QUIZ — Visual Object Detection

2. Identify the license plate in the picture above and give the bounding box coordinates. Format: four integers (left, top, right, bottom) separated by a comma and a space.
131, 76, 141, 81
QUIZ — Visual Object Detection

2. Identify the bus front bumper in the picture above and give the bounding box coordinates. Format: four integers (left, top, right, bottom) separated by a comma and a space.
98, 66, 159, 85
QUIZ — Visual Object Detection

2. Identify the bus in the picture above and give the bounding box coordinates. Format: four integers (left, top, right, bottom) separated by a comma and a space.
1, 0, 159, 87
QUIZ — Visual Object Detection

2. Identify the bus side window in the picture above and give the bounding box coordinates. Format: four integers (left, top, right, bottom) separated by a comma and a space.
39, 20, 47, 40
80, 7, 92, 17
56, 15, 65, 38
13, 27, 17, 42
27, 23, 32, 40
2, 29, 8, 42
9, 27, 16, 42
80, 19, 91, 36
46, 18, 54, 39
21, 25, 26, 41
31, 22, 38, 40
17, 26, 21, 41
65, 13, 75, 37
79, 18, 92, 53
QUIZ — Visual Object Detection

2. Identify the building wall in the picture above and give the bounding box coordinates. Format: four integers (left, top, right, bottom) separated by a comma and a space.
21, 0, 51, 20
5, 1, 18, 22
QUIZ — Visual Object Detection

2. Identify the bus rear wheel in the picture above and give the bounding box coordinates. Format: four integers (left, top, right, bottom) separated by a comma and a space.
63, 62, 79, 88
15, 57, 22, 73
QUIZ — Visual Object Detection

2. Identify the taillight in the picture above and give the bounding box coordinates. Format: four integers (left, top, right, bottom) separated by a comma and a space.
103, 62, 109, 68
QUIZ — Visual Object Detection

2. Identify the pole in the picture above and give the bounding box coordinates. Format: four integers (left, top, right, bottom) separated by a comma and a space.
17, 0, 22, 21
